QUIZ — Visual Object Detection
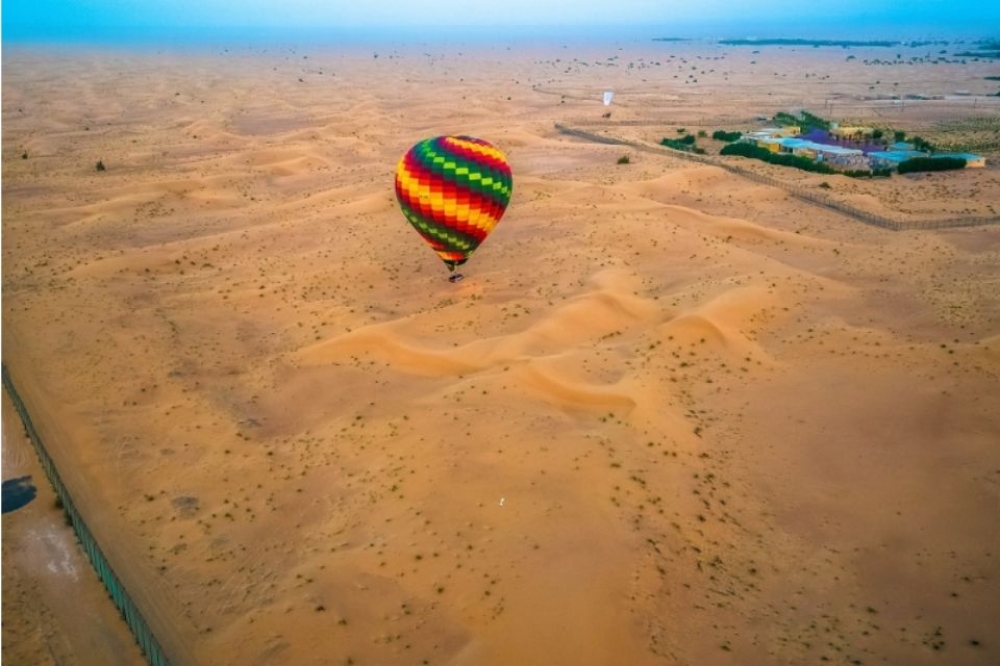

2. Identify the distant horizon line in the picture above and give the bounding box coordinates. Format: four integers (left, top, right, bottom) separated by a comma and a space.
4, 21, 997, 48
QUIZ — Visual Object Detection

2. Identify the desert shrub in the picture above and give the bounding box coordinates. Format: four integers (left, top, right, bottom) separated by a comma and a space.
96, 160, 106, 171
617, 154, 630, 165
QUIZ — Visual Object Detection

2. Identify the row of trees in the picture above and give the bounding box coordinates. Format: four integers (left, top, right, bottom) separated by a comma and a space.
898, 157, 966, 174
893, 131, 937, 152
773, 110, 831, 131
720, 141, 836, 173
719, 141, 892, 178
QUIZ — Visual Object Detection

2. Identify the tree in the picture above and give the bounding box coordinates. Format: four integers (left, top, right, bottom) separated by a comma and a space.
911, 136, 936, 153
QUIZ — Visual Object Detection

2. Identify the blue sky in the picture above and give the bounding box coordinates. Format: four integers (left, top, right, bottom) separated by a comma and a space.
4, 0, 998, 43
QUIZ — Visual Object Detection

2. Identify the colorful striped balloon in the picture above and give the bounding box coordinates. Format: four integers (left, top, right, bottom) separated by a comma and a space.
394, 135, 513, 274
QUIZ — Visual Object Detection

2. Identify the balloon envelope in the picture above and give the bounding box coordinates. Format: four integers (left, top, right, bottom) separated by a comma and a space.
395, 135, 513, 272
603, 90, 614, 106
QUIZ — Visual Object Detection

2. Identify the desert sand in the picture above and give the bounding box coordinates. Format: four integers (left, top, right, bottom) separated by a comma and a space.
3, 38, 1000, 665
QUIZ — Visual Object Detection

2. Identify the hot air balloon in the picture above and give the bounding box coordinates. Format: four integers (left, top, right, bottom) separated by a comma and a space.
394, 135, 513, 282
603, 90, 614, 106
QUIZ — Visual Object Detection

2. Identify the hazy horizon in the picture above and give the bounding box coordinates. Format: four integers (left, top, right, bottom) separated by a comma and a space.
3, 0, 999, 48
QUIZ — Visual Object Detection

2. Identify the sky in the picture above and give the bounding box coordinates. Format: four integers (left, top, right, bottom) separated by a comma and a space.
3, 0, 999, 44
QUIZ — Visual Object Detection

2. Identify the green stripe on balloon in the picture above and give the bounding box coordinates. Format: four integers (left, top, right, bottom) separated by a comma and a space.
404, 210, 477, 251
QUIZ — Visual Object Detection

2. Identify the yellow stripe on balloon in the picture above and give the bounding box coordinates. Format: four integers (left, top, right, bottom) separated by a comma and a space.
448, 137, 507, 164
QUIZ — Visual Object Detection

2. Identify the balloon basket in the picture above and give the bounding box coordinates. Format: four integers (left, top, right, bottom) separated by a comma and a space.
448, 273, 465, 283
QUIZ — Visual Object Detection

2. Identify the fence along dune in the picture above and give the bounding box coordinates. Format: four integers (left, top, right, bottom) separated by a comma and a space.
2, 362, 191, 666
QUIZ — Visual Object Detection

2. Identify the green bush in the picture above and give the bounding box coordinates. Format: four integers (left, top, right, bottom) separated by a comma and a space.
845, 168, 892, 178
617, 154, 631, 165
720, 141, 836, 174
773, 110, 830, 131
660, 136, 698, 151
910, 136, 937, 153
773, 111, 799, 127
719, 142, 756, 158
799, 110, 831, 130
898, 157, 965, 174
712, 130, 743, 142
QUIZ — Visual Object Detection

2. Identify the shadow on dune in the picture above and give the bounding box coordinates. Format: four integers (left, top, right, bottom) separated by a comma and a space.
2, 475, 37, 514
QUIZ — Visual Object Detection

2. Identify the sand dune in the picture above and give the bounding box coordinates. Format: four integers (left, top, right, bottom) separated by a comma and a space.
3, 41, 1000, 666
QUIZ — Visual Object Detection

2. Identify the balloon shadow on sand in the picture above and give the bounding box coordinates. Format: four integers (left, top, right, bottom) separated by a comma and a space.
2, 476, 38, 514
